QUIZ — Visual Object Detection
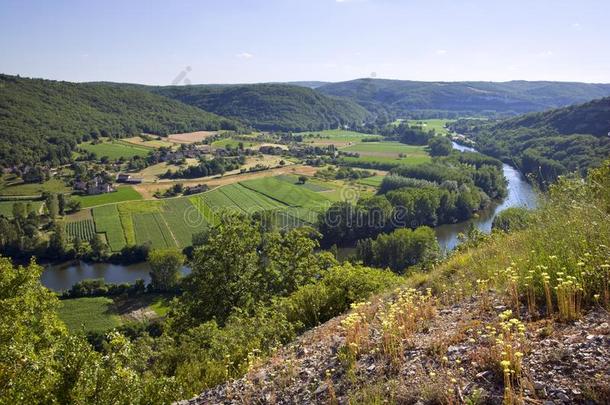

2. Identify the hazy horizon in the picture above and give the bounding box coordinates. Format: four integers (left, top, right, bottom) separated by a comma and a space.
2, 0, 610, 85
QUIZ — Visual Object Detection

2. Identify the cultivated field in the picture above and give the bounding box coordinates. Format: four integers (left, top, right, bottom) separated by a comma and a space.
65, 218, 96, 241
211, 137, 261, 149
167, 131, 219, 144
58, 297, 122, 333
406, 119, 454, 135
73, 186, 143, 208
79, 140, 151, 160
122, 136, 176, 149
341, 141, 431, 167
299, 129, 382, 147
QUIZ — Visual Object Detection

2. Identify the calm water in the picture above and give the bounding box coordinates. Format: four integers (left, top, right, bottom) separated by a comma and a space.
42, 261, 190, 291
42, 142, 537, 290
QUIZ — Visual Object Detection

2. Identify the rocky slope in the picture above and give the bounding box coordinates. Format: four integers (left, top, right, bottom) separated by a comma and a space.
178, 290, 609, 404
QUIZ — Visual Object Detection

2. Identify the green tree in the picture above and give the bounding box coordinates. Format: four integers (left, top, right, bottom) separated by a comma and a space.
48, 223, 68, 258
427, 136, 453, 156
90, 234, 109, 261
174, 213, 335, 328
148, 248, 186, 291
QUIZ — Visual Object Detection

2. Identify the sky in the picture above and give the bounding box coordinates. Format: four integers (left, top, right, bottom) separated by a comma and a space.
1, 0, 610, 85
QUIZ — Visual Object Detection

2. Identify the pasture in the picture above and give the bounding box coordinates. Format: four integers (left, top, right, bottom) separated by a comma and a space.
79, 140, 151, 160
122, 136, 176, 149
406, 119, 454, 135
299, 129, 381, 147
341, 141, 431, 167
0, 200, 43, 218
58, 297, 122, 333
73, 186, 143, 208
92, 204, 127, 251
211, 137, 261, 149
0, 177, 70, 196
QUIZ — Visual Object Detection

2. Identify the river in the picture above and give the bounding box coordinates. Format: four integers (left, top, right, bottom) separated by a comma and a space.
41, 142, 537, 290
433, 142, 537, 253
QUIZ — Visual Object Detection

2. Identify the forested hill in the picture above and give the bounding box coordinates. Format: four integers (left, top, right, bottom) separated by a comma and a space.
451, 97, 610, 184
317, 78, 610, 118
151, 83, 372, 131
0, 74, 241, 166
493, 96, 610, 136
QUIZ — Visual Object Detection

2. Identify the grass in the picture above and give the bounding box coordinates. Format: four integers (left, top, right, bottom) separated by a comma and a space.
161, 197, 208, 247
343, 141, 429, 156
133, 212, 175, 248
239, 177, 331, 209
117, 200, 164, 245
406, 119, 455, 136
92, 205, 127, 251
0, 200, 43, 218
340, 155, 431, 166
356, 175, 385, 188
298, 129, 381, 143
58, 297, 122, 333
73, 186, 143, 208
211, 137, 261, 149
79, 140, 151, 160
121, 136, 176, 149
0, 178, 70, 196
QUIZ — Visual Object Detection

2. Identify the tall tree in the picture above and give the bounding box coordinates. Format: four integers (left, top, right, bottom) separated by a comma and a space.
148, 248, 185, 291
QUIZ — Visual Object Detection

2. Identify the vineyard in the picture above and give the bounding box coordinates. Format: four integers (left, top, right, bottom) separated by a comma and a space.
65, 219, 96, 241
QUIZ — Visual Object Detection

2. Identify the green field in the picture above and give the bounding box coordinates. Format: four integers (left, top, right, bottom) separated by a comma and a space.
356, 175, 385, 187
84, 175, 344, 250
65, 219, 96, 241
340, 141, 431, 167
58, 297, 122, 333
73, 186, 143, 208
406, 119, 454, 135
240, 177, 330, 209
299, 129, 381, 144
0, 178, 70, 196
79, 140, 151, 160
211, 137, 261, 149
92, 204, 127, 251
0, 200, 43, 218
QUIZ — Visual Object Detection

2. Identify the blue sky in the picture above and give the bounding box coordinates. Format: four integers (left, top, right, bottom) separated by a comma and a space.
1, 0, 609, 84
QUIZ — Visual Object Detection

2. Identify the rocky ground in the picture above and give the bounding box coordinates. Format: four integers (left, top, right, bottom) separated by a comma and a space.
177, 293, 610, 405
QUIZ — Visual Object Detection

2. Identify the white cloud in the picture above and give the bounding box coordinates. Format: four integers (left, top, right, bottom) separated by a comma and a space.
435, 49, 448, 56
572, 22, 581, 30
538, 50, 553, 57
236, 52, 254, 59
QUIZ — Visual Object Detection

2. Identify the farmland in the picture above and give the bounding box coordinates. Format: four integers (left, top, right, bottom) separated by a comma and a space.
167, 130, 219, 143
121, 136, 176, 149
92, 204, 127, 251
299, 129, 382, 147
0, 200, 43, 217
58, 297, 122, 333
65, 219, 96, 241
406, 118, 454, 135
0, 177, 70, 196
79, 140, 151, 159
73, 186, 143, 208
211, 137, 261, 149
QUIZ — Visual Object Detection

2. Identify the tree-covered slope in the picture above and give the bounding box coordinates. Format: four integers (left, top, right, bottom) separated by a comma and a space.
317, 78, 610, 117
152, 83, 371, 131
451, 97, 610, 183
0, 74, 241, 166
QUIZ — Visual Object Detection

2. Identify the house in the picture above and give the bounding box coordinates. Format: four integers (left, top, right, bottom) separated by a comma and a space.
124, 177, 143, 184
116, 173, 131, 183
84, 176, 115, 195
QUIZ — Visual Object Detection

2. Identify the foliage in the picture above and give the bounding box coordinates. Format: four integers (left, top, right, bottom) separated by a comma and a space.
153, 83, 371, 131
427, 136, 453, 156
317, 78, 610, 117
148, 248, 185, 292
453, 97, 610, 185
0, 74, 241, 166
492, 207, 532, 233
356, 227, 440, 273
173, 214, 337, 327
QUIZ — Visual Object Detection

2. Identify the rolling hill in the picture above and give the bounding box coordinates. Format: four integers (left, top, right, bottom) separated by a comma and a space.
317, 78, 610, 118
0, 74, 241, 166
151, 83, 371, 131
452, 96, 610, 183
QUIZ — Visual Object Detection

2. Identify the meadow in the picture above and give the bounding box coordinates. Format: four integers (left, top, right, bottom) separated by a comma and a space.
79, 140, 151, 160
58, 297, 122, 333
73, 186, 143, 208
0, 177, 70, 196
211, 137, 261, 149
299, 129, 382, 146
0, 200, 43, 218
405, 118, 454, 135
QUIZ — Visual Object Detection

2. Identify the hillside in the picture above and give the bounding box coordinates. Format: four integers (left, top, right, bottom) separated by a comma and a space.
453, 97, 610, 184
0, 74, 241, 166
317, 78, 610, 118
151, 83, 372, 131
182, 161, 610, 404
